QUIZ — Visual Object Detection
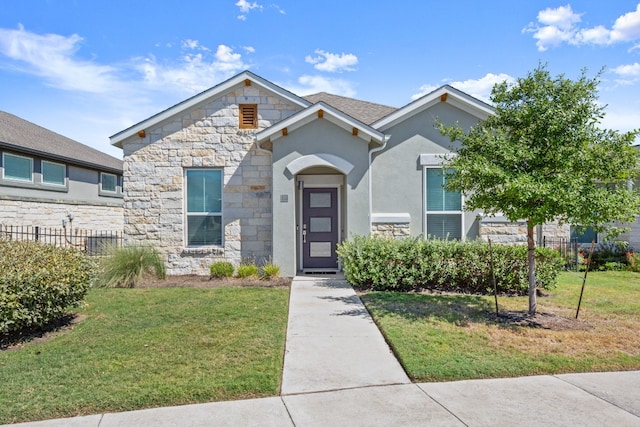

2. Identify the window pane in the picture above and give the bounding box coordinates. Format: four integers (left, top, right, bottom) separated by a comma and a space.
571, 226, 597, 244
4, 154, 32, 181
426, 169, 444, 211
187, 215, 222, 246
426, 168, 461, 211
42, 161, 65, 185
427, 214, 462, 240
101, 173, 117, 192
186, 170, 222, 213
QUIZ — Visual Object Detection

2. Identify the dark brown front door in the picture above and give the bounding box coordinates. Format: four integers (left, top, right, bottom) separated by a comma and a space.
302, 188, 339, 269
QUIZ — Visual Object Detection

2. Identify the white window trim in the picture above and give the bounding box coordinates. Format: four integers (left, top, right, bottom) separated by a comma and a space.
423, 164, 465, 240
184, 168, 224, 247
2, 152, 33, 182
41, 160, 66, 186
100, 172, 118, 193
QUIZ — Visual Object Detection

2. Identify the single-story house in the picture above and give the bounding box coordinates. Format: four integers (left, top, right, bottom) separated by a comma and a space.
110, 70, 636, 276
0, 111, 123, 231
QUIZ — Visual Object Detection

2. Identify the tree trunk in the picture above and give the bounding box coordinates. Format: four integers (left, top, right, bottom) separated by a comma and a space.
527, 220, 537, 315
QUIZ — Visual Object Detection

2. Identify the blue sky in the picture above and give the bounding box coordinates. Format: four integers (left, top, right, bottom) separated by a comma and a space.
1, 1, 640, 158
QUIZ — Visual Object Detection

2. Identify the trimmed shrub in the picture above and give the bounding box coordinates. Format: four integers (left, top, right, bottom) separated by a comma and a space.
210, 261, 235, 278
336, 235, 564, 295
237, 263, 259, 278
0, 239, 93, 335
97, 245, 166, 288
260, 263, 280, 280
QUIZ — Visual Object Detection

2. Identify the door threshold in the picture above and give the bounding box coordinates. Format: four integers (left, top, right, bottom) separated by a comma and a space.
301, 269, 340, 275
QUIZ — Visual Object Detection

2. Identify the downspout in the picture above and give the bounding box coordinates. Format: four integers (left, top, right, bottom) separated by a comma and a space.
368, 135, 390, 232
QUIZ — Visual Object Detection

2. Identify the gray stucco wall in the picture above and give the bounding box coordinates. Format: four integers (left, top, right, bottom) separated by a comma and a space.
371, 101, 483, 239
271, 118, 370, 276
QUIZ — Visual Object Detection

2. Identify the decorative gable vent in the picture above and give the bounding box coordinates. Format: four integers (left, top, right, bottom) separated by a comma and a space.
239, 104, 258, 129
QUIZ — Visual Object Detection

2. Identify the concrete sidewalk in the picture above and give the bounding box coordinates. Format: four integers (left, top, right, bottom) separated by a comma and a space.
5, 276, 640, 426
281, 275, 409, 394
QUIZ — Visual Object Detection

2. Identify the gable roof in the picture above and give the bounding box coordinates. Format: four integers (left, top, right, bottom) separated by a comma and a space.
372, 85, 494, 131
302, 92, 397, 125
110, 70, 311, 147
0, 111, 122, 174
255, 101, 387, 145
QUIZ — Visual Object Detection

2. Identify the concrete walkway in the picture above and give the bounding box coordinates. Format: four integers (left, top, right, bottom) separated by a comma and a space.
5, 276, 640, 426
281, 275, 409, 394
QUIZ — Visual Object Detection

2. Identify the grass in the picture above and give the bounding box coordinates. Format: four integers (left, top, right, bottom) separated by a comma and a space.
361, 271, 640, 382
0, 286, 289, 424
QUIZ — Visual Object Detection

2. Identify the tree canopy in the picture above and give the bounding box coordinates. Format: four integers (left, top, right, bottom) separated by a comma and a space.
438, 64, 640, 313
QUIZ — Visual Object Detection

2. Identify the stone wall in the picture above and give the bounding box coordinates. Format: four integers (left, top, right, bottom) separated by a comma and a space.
0, 198, 123, 231
479, 216, 570, 245
121, 84, 302, 275
371, 222, 411, 239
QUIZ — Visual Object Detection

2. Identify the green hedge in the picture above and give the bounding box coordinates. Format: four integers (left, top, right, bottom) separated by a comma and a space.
336, 235, 563, 294
0, 240, 94, 335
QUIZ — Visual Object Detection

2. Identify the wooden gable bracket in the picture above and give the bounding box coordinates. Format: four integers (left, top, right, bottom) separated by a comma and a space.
352, 127, 358, 136
244, 79, 251, 86
282, 127, 288, 137
440, 93, 448, 102
318, 109, 324, 118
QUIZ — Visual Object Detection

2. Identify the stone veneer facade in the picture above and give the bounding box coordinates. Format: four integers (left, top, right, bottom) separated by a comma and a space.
479, 217, 570, 245
121, 85, 302, 275
371, 222, 411, 239
0, 199, 122, 231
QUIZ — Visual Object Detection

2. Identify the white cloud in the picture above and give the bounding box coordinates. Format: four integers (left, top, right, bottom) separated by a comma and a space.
285, 75, 357, 97
305, 49, 358, 73
613, 62, 640, 77
243, 45, 255, 53
137, 44, 247, 93
412, 73, 515, 103
236, 0, 262, 20
537, 4, 582, 30
611, 4, 640, 42
576, 25, 610, 45
0, 24, 120, 93
525, 4, 640, 50
611, 62, 640, 85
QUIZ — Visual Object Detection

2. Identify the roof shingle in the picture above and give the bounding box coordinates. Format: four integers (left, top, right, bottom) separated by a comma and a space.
302, 92, 397, 125
0, 111, 122, 173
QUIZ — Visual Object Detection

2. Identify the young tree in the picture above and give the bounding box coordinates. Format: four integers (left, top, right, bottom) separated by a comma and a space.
439, 64, 640, 314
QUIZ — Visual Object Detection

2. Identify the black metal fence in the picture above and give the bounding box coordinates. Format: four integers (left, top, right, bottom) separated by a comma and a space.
0, 224, 123, 256
542, 236, 579, 270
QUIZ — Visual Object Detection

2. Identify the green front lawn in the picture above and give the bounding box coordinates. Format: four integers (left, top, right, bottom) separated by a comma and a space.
0, 286, 290, 424
362, 271, 640, 382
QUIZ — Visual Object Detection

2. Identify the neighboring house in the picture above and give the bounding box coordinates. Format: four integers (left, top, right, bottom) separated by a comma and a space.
110, 71, 586, 276
0, 111, 123, 231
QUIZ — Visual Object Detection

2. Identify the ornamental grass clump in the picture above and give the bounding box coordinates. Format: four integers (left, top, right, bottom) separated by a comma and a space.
236, 262, 259, 278
97, 245, 166, 288
260, 263, 280, 280
210, 261, 235, 278
0, 239, 93, 334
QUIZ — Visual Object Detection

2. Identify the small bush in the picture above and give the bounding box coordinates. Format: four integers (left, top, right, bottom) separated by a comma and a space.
97, 245, 166, 288
237, 263, 259, 278
336, 235, 563, 295
589, 240, 629, 270
261, 263, 280, 280
210, 261, 235, 278
0, 239, 93, 335
626, 252, 640, 272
